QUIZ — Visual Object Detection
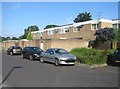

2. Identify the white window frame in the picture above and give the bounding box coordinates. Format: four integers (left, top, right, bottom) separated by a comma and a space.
91, 24, 98, 30
59, 28, 67, 34
73, 27, 80, 32
48, 30, 54, 35
113, 24, 118, 29
39, 32, 44, 36
34, 33, 36, 37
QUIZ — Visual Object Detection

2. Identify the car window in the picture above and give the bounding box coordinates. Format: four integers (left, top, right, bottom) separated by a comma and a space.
9, 46, 13, 49
55, 49, 69, 54
23, 47, 29, 51
114, 49, 120, 56
46, 49, 50, 53
49, 49, 54, 54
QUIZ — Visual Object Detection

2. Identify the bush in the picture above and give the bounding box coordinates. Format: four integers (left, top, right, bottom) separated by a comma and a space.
70, 48, 115, 65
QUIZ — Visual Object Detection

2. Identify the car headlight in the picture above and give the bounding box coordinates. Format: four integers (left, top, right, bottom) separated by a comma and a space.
60, 57, 67, 60
34, 54, 39, 56
74, 57, 77, 60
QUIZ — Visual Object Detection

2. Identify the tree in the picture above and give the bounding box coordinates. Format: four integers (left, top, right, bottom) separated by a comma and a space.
11, 37, 19, 40
89, 28, 115, 48
44, 24, 59, 29
74, 12, 92, 23
19, 25, 39, 39
26, 29, 33, 40
114, 29, 120, 41
95, 28, 115, 43
6, 37, 11, 40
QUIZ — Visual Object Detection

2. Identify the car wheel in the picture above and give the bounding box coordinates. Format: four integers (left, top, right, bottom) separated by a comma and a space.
29, 55, 33, 61
21, 54, 24, 58
40, 57, 44, 63
10, 52, 13, 56
55, 59, 59, 66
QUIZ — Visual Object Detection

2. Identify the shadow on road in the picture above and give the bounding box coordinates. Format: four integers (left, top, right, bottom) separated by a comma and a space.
2, 66, 23, 84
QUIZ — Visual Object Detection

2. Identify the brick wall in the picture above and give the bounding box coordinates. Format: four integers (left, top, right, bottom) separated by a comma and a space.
45, 39, 88, 51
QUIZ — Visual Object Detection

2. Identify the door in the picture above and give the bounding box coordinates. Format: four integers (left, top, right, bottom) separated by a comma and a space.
40, 42, 44, 50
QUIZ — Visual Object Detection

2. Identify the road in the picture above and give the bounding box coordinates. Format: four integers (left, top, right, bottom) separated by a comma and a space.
2, 52, 119, 87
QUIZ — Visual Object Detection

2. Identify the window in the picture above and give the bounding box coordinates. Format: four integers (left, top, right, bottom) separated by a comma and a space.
74, 27, 80, 32
91, 24, 98, 30
48, 30, 54, 35
64, 28, 69, 33
59, 28, 67, 34
33, 33, 36, 37
39, 32, 44, 36
113, 24, 117, 29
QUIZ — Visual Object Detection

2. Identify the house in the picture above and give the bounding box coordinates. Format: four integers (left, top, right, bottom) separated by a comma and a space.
31, 18, 120, 41
1, 18, 120, 51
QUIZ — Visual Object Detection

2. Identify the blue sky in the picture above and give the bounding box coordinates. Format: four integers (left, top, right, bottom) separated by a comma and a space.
2, 2, 118, 37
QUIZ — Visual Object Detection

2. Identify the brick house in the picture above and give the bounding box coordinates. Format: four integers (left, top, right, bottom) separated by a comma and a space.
1, 18, 120, 51
31, 19, 119, 40
30, 18, 120, 51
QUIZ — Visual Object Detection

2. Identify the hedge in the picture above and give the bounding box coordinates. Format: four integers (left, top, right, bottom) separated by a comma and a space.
70, 48, 115, 65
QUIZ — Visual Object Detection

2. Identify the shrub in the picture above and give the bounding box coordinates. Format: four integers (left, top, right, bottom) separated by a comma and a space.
70, 48, 114, 65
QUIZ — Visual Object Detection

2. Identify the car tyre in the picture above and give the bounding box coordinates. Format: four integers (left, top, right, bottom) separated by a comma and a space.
10, 52, 13, 56
40, 57, 44, 63
29, 55, 33, 61
55, 59, 59, 66
21, 54, 24, 59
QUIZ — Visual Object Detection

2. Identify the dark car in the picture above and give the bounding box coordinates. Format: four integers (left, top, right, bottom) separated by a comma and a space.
107, 48, 120, 66
7, 46, 22, 55
21, 46, 43, 61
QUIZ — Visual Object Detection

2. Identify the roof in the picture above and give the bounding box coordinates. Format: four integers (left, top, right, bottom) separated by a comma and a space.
31, 18, 119, 34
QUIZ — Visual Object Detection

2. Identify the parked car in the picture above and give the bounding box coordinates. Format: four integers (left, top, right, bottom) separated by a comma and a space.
107, 48, 120, 66
7, 46, 22, 55
40, 48, 76, 66
21, 46, 43, 61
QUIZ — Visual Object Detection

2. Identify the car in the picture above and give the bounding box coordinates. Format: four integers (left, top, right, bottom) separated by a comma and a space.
40, 48, 76, 66
7, 46, 22, 55
107, 48, 120, 66
21, 46, 43, 61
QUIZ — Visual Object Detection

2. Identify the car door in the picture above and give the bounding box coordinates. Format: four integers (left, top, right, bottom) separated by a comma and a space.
46, 49, 54, 62
115, 49, 120, 60
7, 47, 11, 53
22, 47, 27, 58
48, 49, 56, 63
8, 46, 13, 53
44, 49, 51, 62
26, 47, 31, 58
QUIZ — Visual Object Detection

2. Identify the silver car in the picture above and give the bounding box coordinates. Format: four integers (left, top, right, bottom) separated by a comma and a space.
40, 48, 76, 66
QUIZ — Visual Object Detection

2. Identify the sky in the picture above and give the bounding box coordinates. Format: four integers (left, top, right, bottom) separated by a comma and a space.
1, 2, 119, 37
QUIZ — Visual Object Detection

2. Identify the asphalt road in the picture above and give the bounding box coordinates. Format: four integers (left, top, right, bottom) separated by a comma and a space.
2, 52, 119, 87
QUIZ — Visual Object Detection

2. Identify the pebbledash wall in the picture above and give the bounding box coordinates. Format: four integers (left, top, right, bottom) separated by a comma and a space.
1, 18, 120, 51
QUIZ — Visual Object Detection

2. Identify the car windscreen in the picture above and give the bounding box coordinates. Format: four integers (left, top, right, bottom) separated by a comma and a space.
55, 49, 69, 54
13, 46, 21, 49
32, 47, 42, 52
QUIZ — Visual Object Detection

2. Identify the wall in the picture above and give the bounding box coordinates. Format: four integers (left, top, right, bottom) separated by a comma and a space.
47, 39, 88, 51
1, 39, 88, 51
32, 24, 96, 41
99, 22, 112, 29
